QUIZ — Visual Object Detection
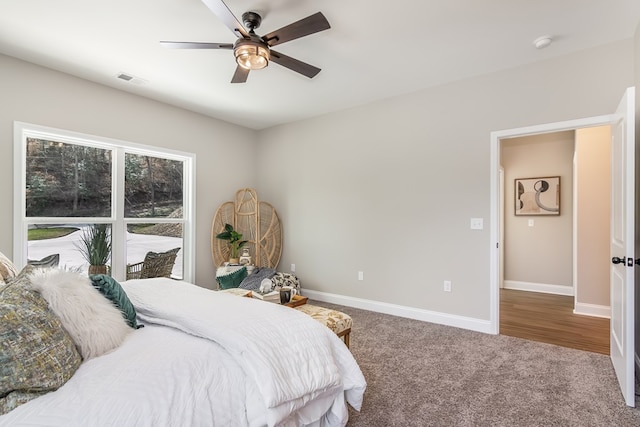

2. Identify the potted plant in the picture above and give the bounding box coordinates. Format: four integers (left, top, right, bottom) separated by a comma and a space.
76, 224, 111, 275
215, 223, 247, 264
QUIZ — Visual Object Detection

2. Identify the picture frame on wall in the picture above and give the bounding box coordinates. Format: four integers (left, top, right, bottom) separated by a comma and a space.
514, 176, 560, 216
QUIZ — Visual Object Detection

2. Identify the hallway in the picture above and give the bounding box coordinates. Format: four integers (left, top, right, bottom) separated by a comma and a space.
499, 289, 609, 354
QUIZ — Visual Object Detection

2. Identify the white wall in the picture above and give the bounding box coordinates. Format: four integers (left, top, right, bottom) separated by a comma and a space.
256, 40, 634, 324
1, 37, 636, 329
0, 54, 258, 289
501, 132, 575, 292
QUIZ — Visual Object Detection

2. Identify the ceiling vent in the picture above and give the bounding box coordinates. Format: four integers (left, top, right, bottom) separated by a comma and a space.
115, 72, 148, 85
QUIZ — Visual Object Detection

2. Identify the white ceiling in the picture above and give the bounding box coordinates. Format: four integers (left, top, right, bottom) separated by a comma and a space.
1, 0, 639, 130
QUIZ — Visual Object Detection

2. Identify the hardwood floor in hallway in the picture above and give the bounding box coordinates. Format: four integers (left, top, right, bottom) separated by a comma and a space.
499, 289, 610, 355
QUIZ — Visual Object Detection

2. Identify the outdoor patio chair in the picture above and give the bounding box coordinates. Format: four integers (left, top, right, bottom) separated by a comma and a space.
126, 247, 180, 280
27, 253, 60, 268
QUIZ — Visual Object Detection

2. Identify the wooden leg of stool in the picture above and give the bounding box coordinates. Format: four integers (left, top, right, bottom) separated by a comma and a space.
338, 328, 351, 349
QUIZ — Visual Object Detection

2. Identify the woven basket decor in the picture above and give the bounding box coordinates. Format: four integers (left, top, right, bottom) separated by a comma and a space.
211, 188, 282, 269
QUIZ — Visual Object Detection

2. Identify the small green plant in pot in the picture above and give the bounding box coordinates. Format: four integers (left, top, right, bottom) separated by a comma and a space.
215, 223, 247, 264
76, 224, 112, 275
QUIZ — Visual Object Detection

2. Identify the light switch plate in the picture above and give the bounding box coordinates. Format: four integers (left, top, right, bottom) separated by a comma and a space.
470, 218, 483, 230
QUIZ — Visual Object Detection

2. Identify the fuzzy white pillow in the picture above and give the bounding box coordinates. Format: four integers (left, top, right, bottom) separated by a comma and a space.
28, 269, 132, 360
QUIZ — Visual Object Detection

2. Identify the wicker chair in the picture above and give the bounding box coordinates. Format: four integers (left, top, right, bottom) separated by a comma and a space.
126, 248, 180, 280
27, 253, 60, 268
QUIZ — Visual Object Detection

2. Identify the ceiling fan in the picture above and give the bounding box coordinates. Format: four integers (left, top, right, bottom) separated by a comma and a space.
160, 0, 331, 83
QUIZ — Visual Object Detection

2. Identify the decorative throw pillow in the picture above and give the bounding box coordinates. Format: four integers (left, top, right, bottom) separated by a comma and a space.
0, 250, 18, 282
270, 272, 301, 291
239, 267, 276, 291
27, 253, 60, 268
0, 267, 82, 415
89, 274, 140, 329
217, 266, 248, 289
28, 269, 132, 360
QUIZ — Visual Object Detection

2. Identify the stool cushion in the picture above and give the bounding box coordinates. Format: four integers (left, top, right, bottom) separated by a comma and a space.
295, 304, 352, 335
220, 288, 252, 297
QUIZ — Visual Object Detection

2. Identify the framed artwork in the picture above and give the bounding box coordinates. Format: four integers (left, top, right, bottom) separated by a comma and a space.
514, 176, 560, 216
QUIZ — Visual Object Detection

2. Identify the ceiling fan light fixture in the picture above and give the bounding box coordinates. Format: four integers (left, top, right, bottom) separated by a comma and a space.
234, 39, 270, 70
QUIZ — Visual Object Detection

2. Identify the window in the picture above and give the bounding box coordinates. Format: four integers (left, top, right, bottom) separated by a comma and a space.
14, 122, 195, 282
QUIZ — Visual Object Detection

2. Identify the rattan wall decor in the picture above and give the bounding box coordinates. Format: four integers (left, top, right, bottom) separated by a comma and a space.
211, 188, 282, 268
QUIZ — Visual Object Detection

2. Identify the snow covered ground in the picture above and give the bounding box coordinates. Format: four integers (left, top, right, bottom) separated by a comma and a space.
28, 227, 183, 279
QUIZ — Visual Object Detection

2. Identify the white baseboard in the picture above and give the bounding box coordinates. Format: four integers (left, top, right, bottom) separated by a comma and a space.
301, 289, 493, 335
573, 302, 610, 319
504, 280, 574, 296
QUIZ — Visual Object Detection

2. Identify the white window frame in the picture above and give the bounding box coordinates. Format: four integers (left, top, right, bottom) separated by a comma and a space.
13, 121, 196, 282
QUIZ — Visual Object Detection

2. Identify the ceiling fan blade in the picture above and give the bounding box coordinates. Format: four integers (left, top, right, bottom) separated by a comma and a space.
231, 65, 249, 83
262, 12, 330, 47
201, 0, 248, 38
160, 41, 233, 49
270, 50, 321, 79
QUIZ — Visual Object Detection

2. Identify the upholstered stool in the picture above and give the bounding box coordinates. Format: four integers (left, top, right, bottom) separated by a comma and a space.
295, 304, 352, 348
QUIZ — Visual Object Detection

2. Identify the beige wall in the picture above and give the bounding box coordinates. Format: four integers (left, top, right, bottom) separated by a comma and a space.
501, 132, 575, 289
257, 40, 634, 321
575, 126, 611, 308
0, 54, 258, 289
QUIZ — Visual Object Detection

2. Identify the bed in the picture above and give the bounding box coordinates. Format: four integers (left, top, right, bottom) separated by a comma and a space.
0, 268, 366, 427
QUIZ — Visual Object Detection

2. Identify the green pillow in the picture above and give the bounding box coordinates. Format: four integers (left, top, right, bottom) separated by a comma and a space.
89, 275, 140, 329
217, 266, 247, 290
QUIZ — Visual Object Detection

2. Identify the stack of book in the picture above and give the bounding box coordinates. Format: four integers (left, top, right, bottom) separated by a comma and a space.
251, 290, 280, 303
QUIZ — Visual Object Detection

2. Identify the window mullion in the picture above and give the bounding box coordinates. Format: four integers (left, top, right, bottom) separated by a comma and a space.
112, 147, 126, 281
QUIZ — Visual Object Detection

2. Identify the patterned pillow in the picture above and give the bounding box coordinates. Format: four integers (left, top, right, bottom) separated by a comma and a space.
0, 267, 82, 415
90, 274, 140, 329
0, 251, 18, 282
271, 272, 301, 291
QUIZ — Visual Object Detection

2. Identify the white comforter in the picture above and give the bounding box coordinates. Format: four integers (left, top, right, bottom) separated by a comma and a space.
0, 278, 366, 427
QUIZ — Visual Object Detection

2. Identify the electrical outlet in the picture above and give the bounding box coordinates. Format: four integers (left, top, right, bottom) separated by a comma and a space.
444, 280, 452, 292
358, 271, 364, 281
291, 263, 296, 272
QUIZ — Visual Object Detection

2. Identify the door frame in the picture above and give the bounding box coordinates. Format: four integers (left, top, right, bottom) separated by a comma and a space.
489, 114, 615, 334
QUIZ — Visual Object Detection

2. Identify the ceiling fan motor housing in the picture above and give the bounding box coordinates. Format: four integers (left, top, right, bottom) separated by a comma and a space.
242, 11, 262, 31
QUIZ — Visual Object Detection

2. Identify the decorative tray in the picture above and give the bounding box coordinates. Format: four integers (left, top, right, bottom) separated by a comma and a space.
284, 294, 308, 308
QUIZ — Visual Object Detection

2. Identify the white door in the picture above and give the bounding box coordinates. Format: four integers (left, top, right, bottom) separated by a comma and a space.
610, 86, 635, 407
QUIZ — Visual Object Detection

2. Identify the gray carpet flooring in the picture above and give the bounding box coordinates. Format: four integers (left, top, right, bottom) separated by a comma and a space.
312, 301, 640, 426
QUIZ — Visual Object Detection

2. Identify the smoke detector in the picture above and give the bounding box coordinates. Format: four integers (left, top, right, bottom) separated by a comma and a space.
533, 35, 552, 49
115, 72, 148, 85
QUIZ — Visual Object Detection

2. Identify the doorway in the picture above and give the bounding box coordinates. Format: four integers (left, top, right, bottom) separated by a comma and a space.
500, 127, 611, 309
498, 127, 611, 353
489, 115, 616, 334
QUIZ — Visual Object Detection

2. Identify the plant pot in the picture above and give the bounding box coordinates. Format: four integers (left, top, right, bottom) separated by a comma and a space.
88, 265, 107, 275
229, 258, 239, 265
